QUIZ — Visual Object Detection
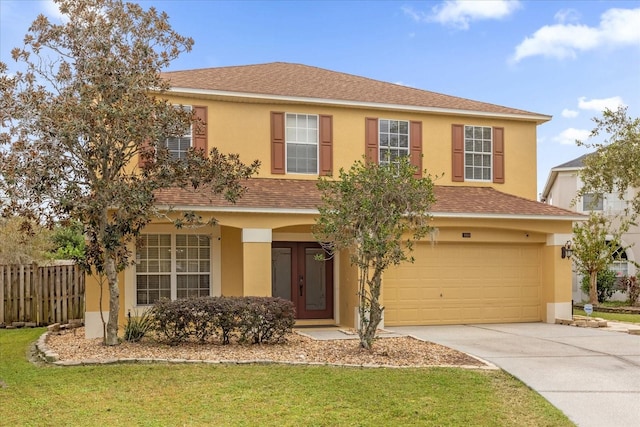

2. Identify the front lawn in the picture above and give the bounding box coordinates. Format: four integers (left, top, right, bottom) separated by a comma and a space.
573, 308, 640, 324
0, 328, 573, 426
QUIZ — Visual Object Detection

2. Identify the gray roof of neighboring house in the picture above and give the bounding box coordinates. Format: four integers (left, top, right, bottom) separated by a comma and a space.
161, 62, 551, 123
541, 153, 594, 200
552, 153, 591, 169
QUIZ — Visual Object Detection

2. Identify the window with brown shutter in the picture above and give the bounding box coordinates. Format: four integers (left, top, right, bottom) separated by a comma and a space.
493, 127, 504, 184
365, 117, 379, 163
452, 124, 505, 183
271, 111, 285, 174
410, 121, 422, 178
273, 112, 332, 175
192, 105, 208, 153
451, 124, 464, 182
319, 115, 333, 175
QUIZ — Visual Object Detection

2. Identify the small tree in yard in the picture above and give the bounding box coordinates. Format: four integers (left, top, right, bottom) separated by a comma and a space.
0, 0, 259, 345
578, 107, 640, 216
571, 212, 630, 305
313, 157, 437, 349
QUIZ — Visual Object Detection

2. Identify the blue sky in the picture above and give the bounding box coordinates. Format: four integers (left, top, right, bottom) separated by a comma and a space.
1, 0, 639, 197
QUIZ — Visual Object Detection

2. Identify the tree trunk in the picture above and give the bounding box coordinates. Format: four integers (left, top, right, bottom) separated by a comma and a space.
105, 256, 120, 345
589, 270, 598, 305
359, 269, 383, 350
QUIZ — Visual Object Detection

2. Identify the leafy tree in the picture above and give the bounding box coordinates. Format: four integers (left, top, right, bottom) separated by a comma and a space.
580, 269, 617, 303
50, 221, 86, 260
570, 212, 630, 305
0, 217, 54, 265
313, 157, 437, 349
578, 107, 640, 216
0, 0, 258, 345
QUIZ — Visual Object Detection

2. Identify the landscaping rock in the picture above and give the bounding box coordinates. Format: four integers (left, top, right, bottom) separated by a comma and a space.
12, 322, 25, 328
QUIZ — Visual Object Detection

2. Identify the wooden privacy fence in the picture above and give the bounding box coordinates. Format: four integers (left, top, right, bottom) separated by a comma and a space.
0, 262, 85, 325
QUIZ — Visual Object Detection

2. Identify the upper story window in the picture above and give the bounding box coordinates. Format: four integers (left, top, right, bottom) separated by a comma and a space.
364, 117, 422, 177
582, 193, 604, 211
286, 113, 318, 174
271, 112, 332, 176
464, 126, 492, 181
582, 192, 629, 212
160, 105, 192, 160
452, 124, 503, 184
379, 119, 409, 166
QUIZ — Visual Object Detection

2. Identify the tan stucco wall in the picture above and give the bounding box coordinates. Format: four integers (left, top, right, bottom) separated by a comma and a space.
338, 248, 359, 328
161, 95, 540, 200
220, 226, 243, 296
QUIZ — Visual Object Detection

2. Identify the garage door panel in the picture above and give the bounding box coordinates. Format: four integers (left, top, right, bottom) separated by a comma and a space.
384, 243, 542, 325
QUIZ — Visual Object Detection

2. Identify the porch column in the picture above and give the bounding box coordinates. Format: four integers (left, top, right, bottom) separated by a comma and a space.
241, 228, 272, 296
542, 234, 574, 323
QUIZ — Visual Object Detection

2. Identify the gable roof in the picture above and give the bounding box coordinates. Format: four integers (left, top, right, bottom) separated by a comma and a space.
155, 179, 582, 221
541, 153, 593, 200
162, 62, 551, 123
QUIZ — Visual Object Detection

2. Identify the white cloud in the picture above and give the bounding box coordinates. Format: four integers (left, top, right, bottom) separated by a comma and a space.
553, 128, 591, 145
554, 9, 581, 24
403, 0, 521, 30
511, 7, 640, 62
561, 109, 579, 118
577, 96, 625, 112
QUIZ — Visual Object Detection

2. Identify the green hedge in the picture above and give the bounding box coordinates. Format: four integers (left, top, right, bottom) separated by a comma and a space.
150, 296, 295, 345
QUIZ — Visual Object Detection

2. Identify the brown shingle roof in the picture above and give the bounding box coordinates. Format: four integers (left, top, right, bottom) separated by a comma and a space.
154, 179, 579, 219
162, 62, 549, 120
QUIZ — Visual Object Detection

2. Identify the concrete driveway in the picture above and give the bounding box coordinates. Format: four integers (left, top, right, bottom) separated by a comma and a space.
388, 323, 640, 427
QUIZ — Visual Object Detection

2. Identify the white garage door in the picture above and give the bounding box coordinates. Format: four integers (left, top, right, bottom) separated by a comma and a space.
384, 243, 542, 325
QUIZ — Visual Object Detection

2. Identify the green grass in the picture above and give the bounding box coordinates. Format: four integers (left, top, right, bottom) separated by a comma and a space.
573, 308, 640, 324
0, 328, 574, 427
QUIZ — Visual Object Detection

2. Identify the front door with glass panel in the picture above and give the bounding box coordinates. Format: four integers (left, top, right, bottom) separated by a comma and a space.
271, 242, 333, 319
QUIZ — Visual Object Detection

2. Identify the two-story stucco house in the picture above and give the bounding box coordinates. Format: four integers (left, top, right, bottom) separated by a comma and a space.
541, 153, 639, 302
84, 62, 582, 338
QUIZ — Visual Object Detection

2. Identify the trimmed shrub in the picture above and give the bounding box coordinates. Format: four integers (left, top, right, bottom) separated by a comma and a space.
237, 297, 296, 344
149, 296, 295, 345
150, 298, 194, 345
580, 269, 618, 303
622, 276, 640, 306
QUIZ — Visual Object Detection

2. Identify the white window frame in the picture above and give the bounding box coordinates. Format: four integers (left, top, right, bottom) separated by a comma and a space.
378, 118, 410, 166
135, 233, 212, 306
464, 125, 492, 182
285, 113, 319, 174
160, 105, 192, 160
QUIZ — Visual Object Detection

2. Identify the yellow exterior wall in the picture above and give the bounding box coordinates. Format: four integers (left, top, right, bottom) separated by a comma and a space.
220, 226, 243, 296
162, 95, 539, 199
241, 242, 272, 296
338, 249, 359, 328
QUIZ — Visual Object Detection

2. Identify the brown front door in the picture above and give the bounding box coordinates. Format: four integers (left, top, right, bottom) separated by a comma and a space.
271, 242, 333, 319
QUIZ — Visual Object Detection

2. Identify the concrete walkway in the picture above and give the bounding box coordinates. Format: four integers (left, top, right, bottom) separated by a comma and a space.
387, 323, 640, 427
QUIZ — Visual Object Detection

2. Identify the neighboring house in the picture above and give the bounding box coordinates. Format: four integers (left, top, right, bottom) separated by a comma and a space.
84, 62, 582, 338
541, 154, 639, 302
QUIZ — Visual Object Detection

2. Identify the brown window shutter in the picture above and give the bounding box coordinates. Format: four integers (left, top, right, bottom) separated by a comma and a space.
192, 106, 208, 153
493, 127, 505, 184
319, 115, 333, 176
271, 111, 285, 174
451, 124, 464, 182
138, 139, 152, 168
365, 117, 378, 163
410, 121, 422, 178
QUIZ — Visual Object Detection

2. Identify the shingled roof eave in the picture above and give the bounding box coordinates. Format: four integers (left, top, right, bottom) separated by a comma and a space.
152, 202, 583, 221
163, 86, 552, 125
